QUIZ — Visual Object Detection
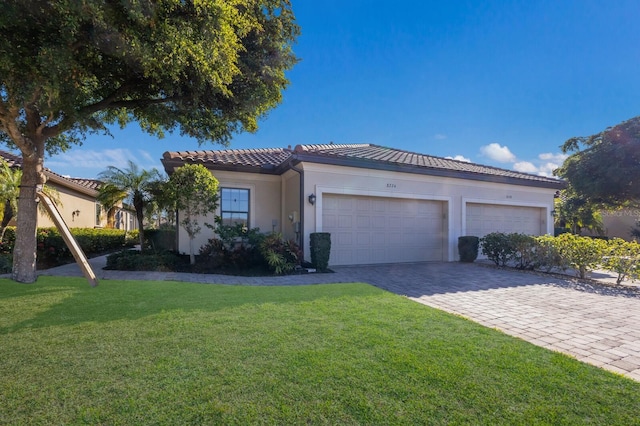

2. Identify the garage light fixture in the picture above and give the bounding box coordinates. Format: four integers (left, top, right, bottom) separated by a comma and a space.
308, 193, 316, 205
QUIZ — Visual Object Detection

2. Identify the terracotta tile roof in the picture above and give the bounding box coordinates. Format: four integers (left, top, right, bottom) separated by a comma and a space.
0, 150, 102, 193
295, 143, 562, 185
162, 143, 564, 188
66, 178, 103, 191
162, 148, 292, 168
0, 149, 23, 168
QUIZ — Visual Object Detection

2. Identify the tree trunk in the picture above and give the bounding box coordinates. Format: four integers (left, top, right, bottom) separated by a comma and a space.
106, 207, 117, 229
12, 155, 46, 283
134, 196, 145, 252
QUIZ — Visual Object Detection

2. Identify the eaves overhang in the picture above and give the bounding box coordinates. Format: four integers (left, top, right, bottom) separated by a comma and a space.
291, 153, 567, 190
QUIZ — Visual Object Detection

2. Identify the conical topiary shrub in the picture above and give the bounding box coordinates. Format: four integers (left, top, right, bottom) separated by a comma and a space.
310, 232, 331, 272
458, 236, 479, 263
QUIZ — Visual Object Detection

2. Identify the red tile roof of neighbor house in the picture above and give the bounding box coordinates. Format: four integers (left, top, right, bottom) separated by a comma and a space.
162, 143, 565, 189
0, 150, 102, 194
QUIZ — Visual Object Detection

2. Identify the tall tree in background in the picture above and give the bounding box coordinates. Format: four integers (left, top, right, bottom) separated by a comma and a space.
0, 1, 299, 282
98, 161, 161, 251
556, 116, 640, 207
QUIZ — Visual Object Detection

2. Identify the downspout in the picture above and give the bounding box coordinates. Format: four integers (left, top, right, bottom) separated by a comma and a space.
286, 157, 305, 254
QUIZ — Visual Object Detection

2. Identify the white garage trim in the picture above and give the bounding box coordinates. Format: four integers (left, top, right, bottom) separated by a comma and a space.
462, 198, 553, 237
315, 186, 454, 261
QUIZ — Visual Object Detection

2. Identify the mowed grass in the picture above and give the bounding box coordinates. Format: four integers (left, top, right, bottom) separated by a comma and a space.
1, 278, 639, 425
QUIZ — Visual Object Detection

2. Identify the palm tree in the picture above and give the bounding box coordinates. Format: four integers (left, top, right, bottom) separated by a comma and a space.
0, 159, 21, 240
0, 159, 62, 240
98, 161, 161, 251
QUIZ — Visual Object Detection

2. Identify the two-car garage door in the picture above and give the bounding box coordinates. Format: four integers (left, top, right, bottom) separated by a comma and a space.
322, 194, 445, 266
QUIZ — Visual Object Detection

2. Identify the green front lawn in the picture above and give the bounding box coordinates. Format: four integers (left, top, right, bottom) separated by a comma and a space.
1, 277, 638, 424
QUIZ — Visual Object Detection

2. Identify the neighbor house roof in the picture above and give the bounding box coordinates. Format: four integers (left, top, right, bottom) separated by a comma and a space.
0, 150, 101, 196
162, 144, 566, 189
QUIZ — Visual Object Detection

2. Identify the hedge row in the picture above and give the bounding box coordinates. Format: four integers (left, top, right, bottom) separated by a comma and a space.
480, 232, 640, 283
0, 227, 139, 267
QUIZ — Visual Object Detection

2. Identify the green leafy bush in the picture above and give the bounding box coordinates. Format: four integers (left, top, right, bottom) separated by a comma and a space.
509, 233, 537, 270
2, 226, 130, 268
198, 220, 265, 272
105, 250, 186, 272
259, 233, 301, 275
0, 253, 11, 273
602, 238, 640, 284
310, 232, 332, 270
554, 233, 607, 279
533, 235, 567, 272
480, 232, 515, 266
144, 229, 176, 251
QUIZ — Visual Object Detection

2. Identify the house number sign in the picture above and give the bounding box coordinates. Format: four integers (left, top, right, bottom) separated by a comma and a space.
386, 183, 397, 188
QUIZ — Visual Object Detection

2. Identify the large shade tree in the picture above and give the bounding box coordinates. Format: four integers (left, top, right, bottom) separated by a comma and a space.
0, 1, 299, 282
556, 116, 640, 207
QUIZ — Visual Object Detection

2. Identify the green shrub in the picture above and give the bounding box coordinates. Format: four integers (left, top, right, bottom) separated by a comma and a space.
198, 221, 265, 272
457, 236, 479, 263
144, 229, 176, 251
259, 233, 301, 275
480, 232, 514, 266
310, 232, 332, 270
125, 229, 139, 247
509, 233, 537, 270
105, 250, 184, 272
533, 235, 566, 272
2, 227, 129, 268
602, 238, 640, 284
0, 253, 11, 273
554, 233, 607, 279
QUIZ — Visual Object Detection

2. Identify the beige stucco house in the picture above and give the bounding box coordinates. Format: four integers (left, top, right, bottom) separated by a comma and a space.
162, 144, 565, 265
0, 150, 137, 231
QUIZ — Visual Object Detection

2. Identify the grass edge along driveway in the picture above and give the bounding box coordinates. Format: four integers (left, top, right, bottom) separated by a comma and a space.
1, 277, 639, 425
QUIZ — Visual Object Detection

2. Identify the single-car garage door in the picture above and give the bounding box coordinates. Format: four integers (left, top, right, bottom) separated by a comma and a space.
322, 194, 445, 266
466, 203, 545, 237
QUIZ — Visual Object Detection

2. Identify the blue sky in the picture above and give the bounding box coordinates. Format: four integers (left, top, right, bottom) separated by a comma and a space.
44, 0, 640, 179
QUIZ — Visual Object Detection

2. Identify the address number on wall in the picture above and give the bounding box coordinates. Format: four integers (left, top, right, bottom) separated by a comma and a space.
386, 183, 397, 188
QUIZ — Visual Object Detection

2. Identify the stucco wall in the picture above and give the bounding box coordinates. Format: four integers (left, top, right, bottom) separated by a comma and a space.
281, 169, 301, 244
176, 170, 282, 255
301, 163, 556, 261
38, 183, 102, 229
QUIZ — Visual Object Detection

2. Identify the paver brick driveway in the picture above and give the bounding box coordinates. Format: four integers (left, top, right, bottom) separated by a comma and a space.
336, 262, 640, 382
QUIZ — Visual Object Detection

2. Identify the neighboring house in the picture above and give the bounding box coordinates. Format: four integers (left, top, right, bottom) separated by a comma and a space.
0, 150, 137, 230
583, 209, 640, 241
162, 143, 566, 265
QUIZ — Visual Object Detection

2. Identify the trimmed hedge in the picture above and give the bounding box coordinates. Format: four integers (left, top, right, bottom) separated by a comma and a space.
310, 232, 331, 271
479, 232, 640, 282
1, 227, 136, 268
457, 236, 479, 263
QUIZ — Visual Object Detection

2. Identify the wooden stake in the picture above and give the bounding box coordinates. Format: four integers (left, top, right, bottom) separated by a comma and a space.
36, 191, 99, 287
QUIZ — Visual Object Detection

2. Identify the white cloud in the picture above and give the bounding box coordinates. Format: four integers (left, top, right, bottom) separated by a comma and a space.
513, 161, 538, 173
537, 162, 561, 177
538, 152, 568, 163
434, 134, 447, 140
445, 155, 471, 162
479, 143, 516, 163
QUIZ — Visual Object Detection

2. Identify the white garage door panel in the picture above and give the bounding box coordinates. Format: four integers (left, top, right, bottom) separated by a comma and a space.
323, 194, 444, 266
466, 203, 544, 237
